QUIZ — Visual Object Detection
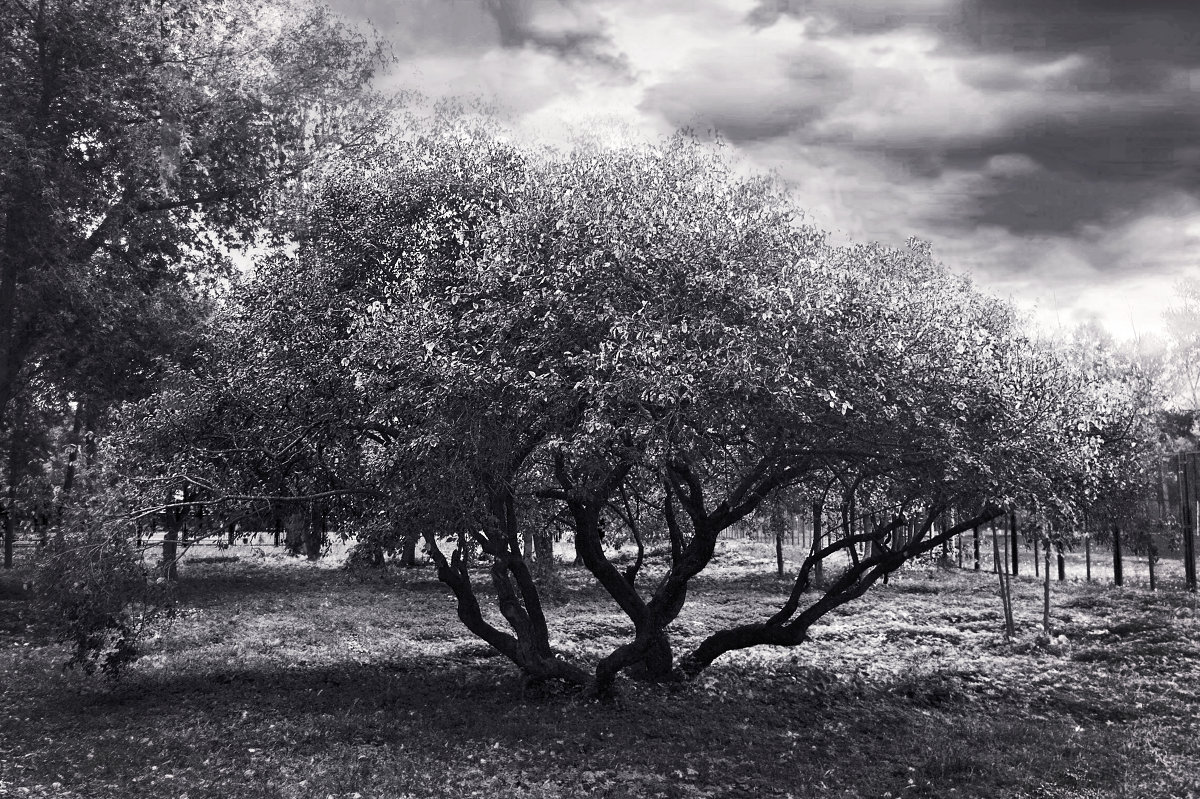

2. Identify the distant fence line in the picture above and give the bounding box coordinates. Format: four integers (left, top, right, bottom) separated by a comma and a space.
719, 503, 1199, 590
5, 452, 1199, 591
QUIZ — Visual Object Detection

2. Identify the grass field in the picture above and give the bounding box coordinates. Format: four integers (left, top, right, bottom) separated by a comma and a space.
1, 541, 1198, 798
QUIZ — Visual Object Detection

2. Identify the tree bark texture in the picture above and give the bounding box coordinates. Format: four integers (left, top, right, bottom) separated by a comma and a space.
1186, 501, 1198, 593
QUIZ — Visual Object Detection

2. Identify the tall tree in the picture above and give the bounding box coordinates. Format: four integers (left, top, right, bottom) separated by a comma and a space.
1164, 278, 1200, 409
0, 0, 387, 425
0, 0, 389, 556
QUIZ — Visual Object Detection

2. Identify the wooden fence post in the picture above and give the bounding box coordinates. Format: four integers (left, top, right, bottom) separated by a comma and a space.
1188, 497, 1198, 592
772, 503, 786, 579
812, 501, 823, 583
991, 522, 999, 574
1178, 453, 1197, 592
1042, 537, 1052, 635
162, 489, 181, 582
1085, 535, 1091, 583
1113, 524, 1123, 587
1009, 511, 1018, 576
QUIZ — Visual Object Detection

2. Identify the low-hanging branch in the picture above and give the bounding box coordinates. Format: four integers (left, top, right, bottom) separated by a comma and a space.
677, 502, 1007, 678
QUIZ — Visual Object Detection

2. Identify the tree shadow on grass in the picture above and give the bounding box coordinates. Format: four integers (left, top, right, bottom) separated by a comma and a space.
172, 561, 458, 608
93, 656, 541, 733
172, 561, 347, 606
8, 649, 1159, 799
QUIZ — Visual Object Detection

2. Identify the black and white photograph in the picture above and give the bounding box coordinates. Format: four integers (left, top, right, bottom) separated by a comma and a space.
1, 1, 1198, 797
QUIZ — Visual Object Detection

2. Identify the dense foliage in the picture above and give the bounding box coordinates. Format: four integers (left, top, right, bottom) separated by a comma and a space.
0, 0, 390, 570
82, 125, 1162, 693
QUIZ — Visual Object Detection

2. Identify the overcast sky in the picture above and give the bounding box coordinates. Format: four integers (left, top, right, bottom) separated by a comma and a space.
331, 0, 1200, 341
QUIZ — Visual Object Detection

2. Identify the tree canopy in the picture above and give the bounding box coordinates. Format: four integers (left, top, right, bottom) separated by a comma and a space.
87, 126, 1162, 693
0, 0, 391, 568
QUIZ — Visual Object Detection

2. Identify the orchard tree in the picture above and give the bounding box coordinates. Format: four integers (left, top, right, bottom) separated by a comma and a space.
84, 129, 1161, 693
1047, 328, 1167, 589
0, 0, 391, 563
366, 139, 1155, 691
1164, 278, 1200, 409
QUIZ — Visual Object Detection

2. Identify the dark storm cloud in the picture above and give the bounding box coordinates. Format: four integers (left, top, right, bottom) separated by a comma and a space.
952, 0, 1200, 67
480, 0, 628, 71
934, 163, 1167, 237
333, 0, 625, 71
750, 0, 1200, 69
860, 100, 1200, 187
748, 0, 961, 36
993, 110, 1198, 187
735, 0, 1200, 240
642, 40, 853, 143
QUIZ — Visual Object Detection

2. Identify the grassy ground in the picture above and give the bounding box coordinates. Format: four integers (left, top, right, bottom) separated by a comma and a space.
1, 541, 1198, 799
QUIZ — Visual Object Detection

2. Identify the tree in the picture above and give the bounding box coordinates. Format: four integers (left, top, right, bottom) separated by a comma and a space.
1163, 278, 1200, 409
1056, 328, 1169, 588
84, 128, 1163, 693
0, 0, 391, 568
